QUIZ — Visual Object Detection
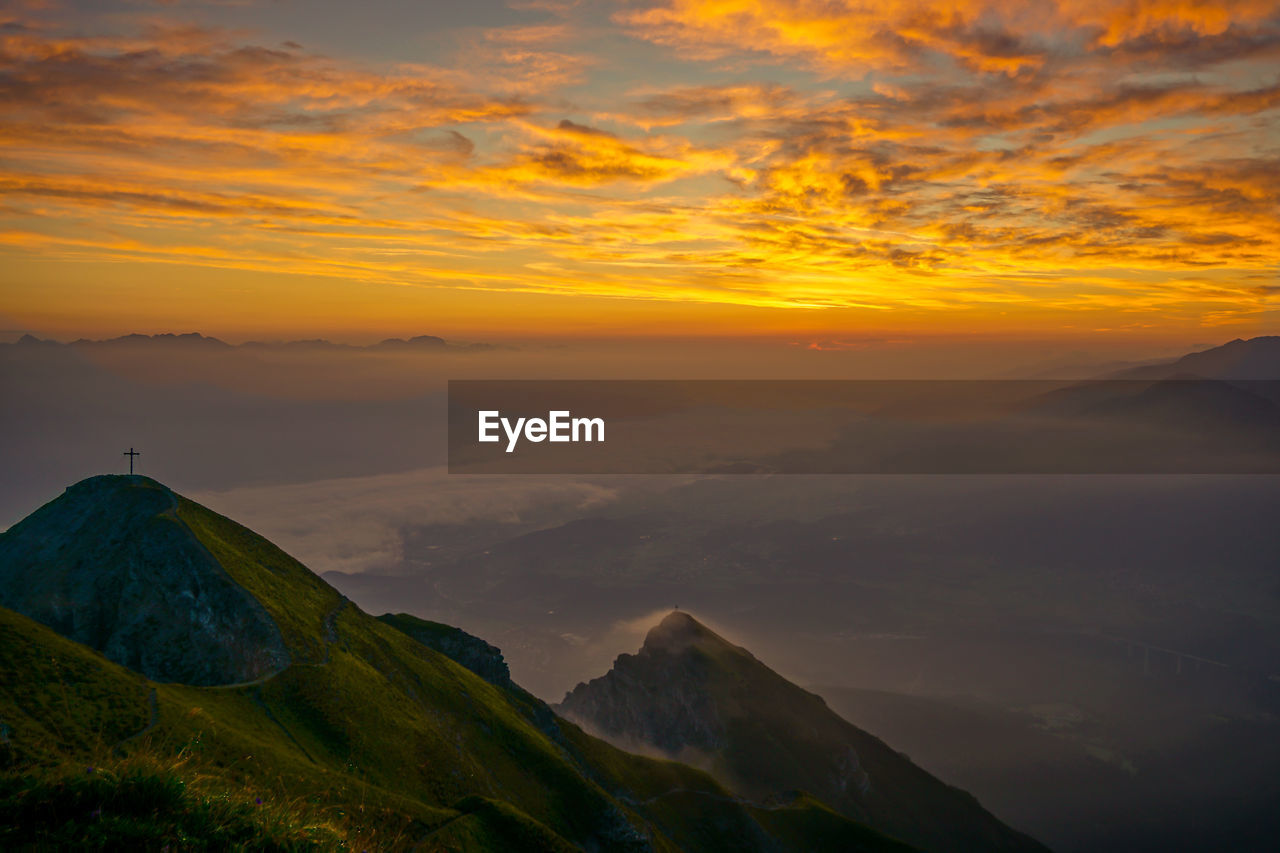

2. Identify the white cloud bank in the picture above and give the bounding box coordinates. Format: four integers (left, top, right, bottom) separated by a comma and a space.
191, 467, 626, 575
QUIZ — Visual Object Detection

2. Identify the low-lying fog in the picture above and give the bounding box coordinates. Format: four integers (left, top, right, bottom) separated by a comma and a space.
3, 335, 1277, 852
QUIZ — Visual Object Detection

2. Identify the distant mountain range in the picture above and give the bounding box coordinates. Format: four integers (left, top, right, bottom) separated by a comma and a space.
0, 475, 1044, 850
10, 331, 498, 351
1108, 336, 1280, 380
9, 332, 1277, 372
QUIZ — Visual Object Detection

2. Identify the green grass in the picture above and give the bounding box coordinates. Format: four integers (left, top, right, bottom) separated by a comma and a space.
0, 750, 362, 851
0, 607, 151, 767
418, 796, 580, 853
376, 615, 473, 651
0, 592, 637, 850
750, 794, 919, 853
174, 495, 345, 665
0, 478, 930, 852
1, 589, 916, 852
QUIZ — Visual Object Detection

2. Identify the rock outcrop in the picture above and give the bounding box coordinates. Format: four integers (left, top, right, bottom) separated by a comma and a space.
0, 475, 288, 685
376, 613, 511, 687
558, 611, 1047, 853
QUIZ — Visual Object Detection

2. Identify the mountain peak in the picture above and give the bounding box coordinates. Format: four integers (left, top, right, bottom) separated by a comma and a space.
1112, 335, 1280, 379
560, 611, 1049, 853
656, 608, 697, 629
374, 334, 446, 349
0, 474, 309, 685
68, 332, 231, 348
0, 479, 940, 853
70, 472, 164, 493
637, 611, 757, 666
645, 609, 715, 646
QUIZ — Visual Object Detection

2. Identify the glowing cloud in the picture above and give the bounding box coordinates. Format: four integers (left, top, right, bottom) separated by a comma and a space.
0, 1, 1276, 338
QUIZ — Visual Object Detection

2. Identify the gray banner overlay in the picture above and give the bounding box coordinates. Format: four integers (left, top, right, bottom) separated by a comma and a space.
448, 380, 1280, 474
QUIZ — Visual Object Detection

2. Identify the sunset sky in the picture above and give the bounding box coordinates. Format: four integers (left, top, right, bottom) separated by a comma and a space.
1, 0, 1277, 342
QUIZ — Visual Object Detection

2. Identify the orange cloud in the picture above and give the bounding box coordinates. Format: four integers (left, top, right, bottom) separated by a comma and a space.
0, 6, 1276, 337
620, 0, 1280, 77
448, 119, 733, 190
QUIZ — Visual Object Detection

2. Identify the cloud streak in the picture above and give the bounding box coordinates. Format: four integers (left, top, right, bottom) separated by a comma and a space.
0, 1, 1276, 335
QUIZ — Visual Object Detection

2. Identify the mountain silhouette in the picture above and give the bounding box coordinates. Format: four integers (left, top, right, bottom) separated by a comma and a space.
11, 331, 462, 351
0, 476, 289, 685
0, 476, 940, 851
69, 332, 232, 349
558, 611, 1047, 853
1111, 336, 1280, 380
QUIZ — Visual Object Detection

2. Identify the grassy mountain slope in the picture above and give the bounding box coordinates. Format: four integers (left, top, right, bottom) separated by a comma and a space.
558, 612, 1047, 853
0, 476, 289, 685
0, 475, 915, 851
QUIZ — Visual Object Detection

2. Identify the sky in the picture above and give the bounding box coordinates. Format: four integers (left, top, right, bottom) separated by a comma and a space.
1, 0, 1277, 342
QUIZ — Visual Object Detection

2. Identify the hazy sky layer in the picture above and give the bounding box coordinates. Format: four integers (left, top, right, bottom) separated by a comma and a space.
195, 467, 630, 575
1, 0, 1277, 341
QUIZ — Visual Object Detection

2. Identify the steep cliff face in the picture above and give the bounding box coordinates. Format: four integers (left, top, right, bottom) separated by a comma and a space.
0, 477, 922, 853
0, 475, 288, 685
559, 613, 739, 757
558, 611, 1047, 853
377, 613, 512, 687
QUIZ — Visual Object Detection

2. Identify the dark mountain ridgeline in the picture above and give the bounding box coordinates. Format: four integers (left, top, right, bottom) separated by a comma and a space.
1109, 336, 1280, 380
12, 331, 468, 351
8, 336, 1274, 846
378, 613, 512, 688
0, 475, 951, 851
558, 611, 1048, 853
0, 476, 289, 686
